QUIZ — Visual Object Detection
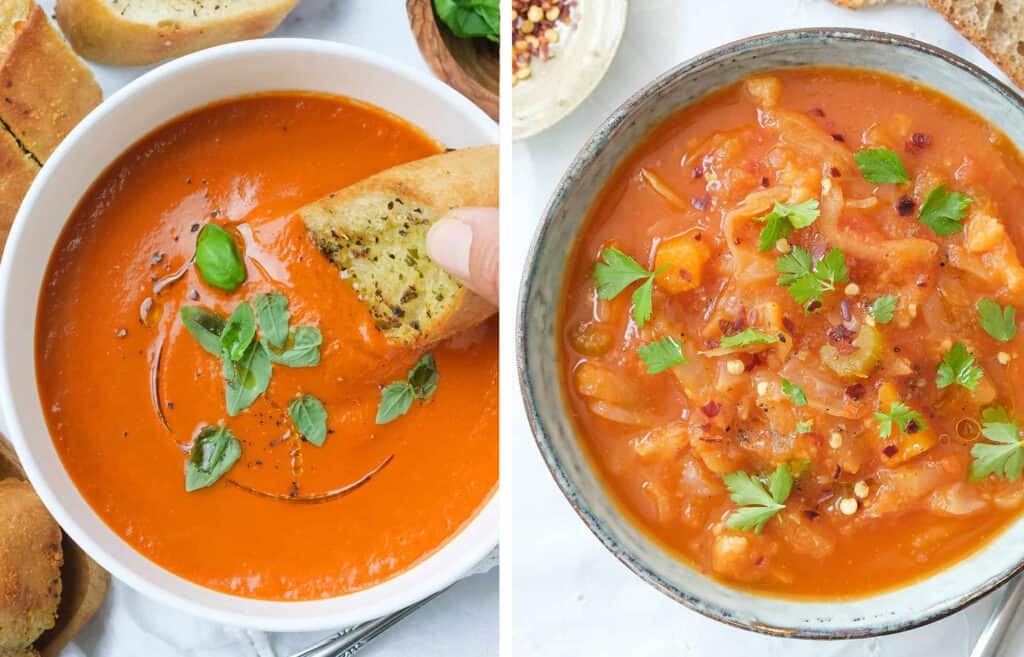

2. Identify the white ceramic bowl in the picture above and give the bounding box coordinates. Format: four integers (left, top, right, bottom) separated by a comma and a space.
0, 38, 498, 632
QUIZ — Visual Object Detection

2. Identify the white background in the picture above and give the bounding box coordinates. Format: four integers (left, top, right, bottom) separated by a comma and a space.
37, 1, 498, 656
502, 1, 1024, 656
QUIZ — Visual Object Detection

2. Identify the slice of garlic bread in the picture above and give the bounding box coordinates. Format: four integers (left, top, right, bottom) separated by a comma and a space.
300, 146, 498, 347
0, 0, 101, 162
54, 0, 300, 66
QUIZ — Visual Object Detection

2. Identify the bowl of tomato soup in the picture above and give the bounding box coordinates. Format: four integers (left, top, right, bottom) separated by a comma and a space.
519, 29, 1024, 637
0, 39, 497, 631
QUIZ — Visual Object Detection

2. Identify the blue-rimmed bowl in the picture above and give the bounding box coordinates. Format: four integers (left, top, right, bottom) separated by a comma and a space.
517, 28, 1024, 639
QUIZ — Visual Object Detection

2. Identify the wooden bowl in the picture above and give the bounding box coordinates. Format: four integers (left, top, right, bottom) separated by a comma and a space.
406, 0, 499, 120
0, 436, 109, 656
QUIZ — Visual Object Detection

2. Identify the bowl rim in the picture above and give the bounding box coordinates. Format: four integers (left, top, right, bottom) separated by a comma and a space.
1, 37, 498, 632
516, 26, 1024, 640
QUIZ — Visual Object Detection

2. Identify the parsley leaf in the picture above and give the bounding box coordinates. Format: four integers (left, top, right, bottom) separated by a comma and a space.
854, 148, 909, 184
796, 419, 813, 434
970, 407, 1024, 481
869, 295, 898, 324
638, 336, 688, 374
977, 299, 1017, 342
874, 401, 925, 439
722, 463, 792, 534
917, 185, 971, 236
936, 341, 984, 390
720, 328, 779, 349
752, 200, 820, 252
593, 247, 663, 328
776, 246, 849, 312
781, 378, 807, 406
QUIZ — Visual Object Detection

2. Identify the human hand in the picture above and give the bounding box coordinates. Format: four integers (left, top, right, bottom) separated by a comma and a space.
425, 207, 499, 305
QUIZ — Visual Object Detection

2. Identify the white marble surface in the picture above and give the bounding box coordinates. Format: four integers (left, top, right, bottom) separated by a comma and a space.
34, 1, 498, 655
502, 1, 1024, 655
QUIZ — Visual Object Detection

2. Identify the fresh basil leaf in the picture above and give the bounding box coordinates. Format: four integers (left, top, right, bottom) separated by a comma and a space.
407, 354, 439, 399
224, 341, 271, 416
433, 0, 499, 42
185, 425, 241, 492
854, 148, 909, 184
266, 326, 322, 367
253, 291, 290, 349
220, 302, 256, 362
376, 382, 415, 425
195, 223, 246, 291
179, 306, 225, 356
288, 394, 328, 447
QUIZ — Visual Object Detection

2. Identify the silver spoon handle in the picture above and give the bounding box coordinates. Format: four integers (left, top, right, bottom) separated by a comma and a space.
287, 591, 442, 657
971, 574, 1024, 657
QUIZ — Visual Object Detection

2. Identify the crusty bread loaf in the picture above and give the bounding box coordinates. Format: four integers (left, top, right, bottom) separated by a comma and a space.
828, 0, 925, 7
55, 0, 300, 66
0, 0, 101, 162
300, 146, 499, 347
927, 0, 1024, 90
0, 126, 38, 250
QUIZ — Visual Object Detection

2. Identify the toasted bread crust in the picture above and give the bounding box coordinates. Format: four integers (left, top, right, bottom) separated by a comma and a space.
54, 0, 300, 66
301, 146, 498, 347
0, 126, 38, 251
0, 3, 101, 162
0, 480, 62, 654
927, 0, 1024, 90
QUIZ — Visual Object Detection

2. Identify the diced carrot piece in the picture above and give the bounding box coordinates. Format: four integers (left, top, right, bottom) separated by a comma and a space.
654, 233, 710, 294
876, 381, 937, 466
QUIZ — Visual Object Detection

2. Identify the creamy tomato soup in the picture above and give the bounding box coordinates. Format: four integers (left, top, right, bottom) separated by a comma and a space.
560, 68, 1024, 598
36, 94, 498, 600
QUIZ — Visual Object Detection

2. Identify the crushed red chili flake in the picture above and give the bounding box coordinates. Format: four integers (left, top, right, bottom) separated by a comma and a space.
846, 383, 867, 400
897, 195, 916, 216
883, 445, 899, 457
806, 300, 823, 312
692, 165, 704, 178
512, 0, 578, 82
745, 352, 767, 371
912, 132, 931, 146
833, 464, 842, 480
906, 420, 921, 434
804, 510, 820, 520
831, 133, 845, 142
701, 400, 721, 418
691, 194, 711, 211
916, 275, 928, 288
719, 316, 747, 337
761, 176, 770, 188
830, 166, 841, 178
829, 324, 855, 343
782, 316, 796, 334
840, 298, 852, 322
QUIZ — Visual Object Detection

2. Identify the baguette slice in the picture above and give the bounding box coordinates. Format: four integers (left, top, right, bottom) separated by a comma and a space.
300, 146, 498, 348
0, 125, 38, 250
55, 0, 300, 66
0, 0, 101, 162
927, 0, 1024, 90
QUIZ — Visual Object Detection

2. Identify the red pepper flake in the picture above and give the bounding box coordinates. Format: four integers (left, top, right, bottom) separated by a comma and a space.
916, 275, 928, 288
692, 165, 704, 178
831, 133, 845, 142
828, 324, 855, 343
840, 298, 852, 322
845, 383, 866, 401
701, 400, 721, 418
745, 352, 767, 372
897, 195, 916, 216
833, 464, 842, 480
782, 316, 795, 334
906, 420, 921, 434
808, 108, 826, 117
806, 300, 823, 313
912, 132, 931, 147
691, 194, 710, 211
761, 176, 770, 188
883, 444, 899, 457
804, 510, 820, 520
719, 316, 747, 337
830, 166, 841, 178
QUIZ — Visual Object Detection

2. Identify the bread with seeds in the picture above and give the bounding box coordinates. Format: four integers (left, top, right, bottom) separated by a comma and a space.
299, 146, 498, 347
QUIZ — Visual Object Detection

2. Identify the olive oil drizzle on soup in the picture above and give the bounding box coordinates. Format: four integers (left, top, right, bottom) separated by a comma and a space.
36, 94, 498, 601
560, 68, 1024, 598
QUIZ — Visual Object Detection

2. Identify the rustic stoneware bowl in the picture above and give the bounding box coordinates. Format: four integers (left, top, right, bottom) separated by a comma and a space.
518, 28, 1024, 638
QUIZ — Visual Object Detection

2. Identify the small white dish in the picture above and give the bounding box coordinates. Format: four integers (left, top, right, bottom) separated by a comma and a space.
511, 0, 628, 141
0, 38, 498, 633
